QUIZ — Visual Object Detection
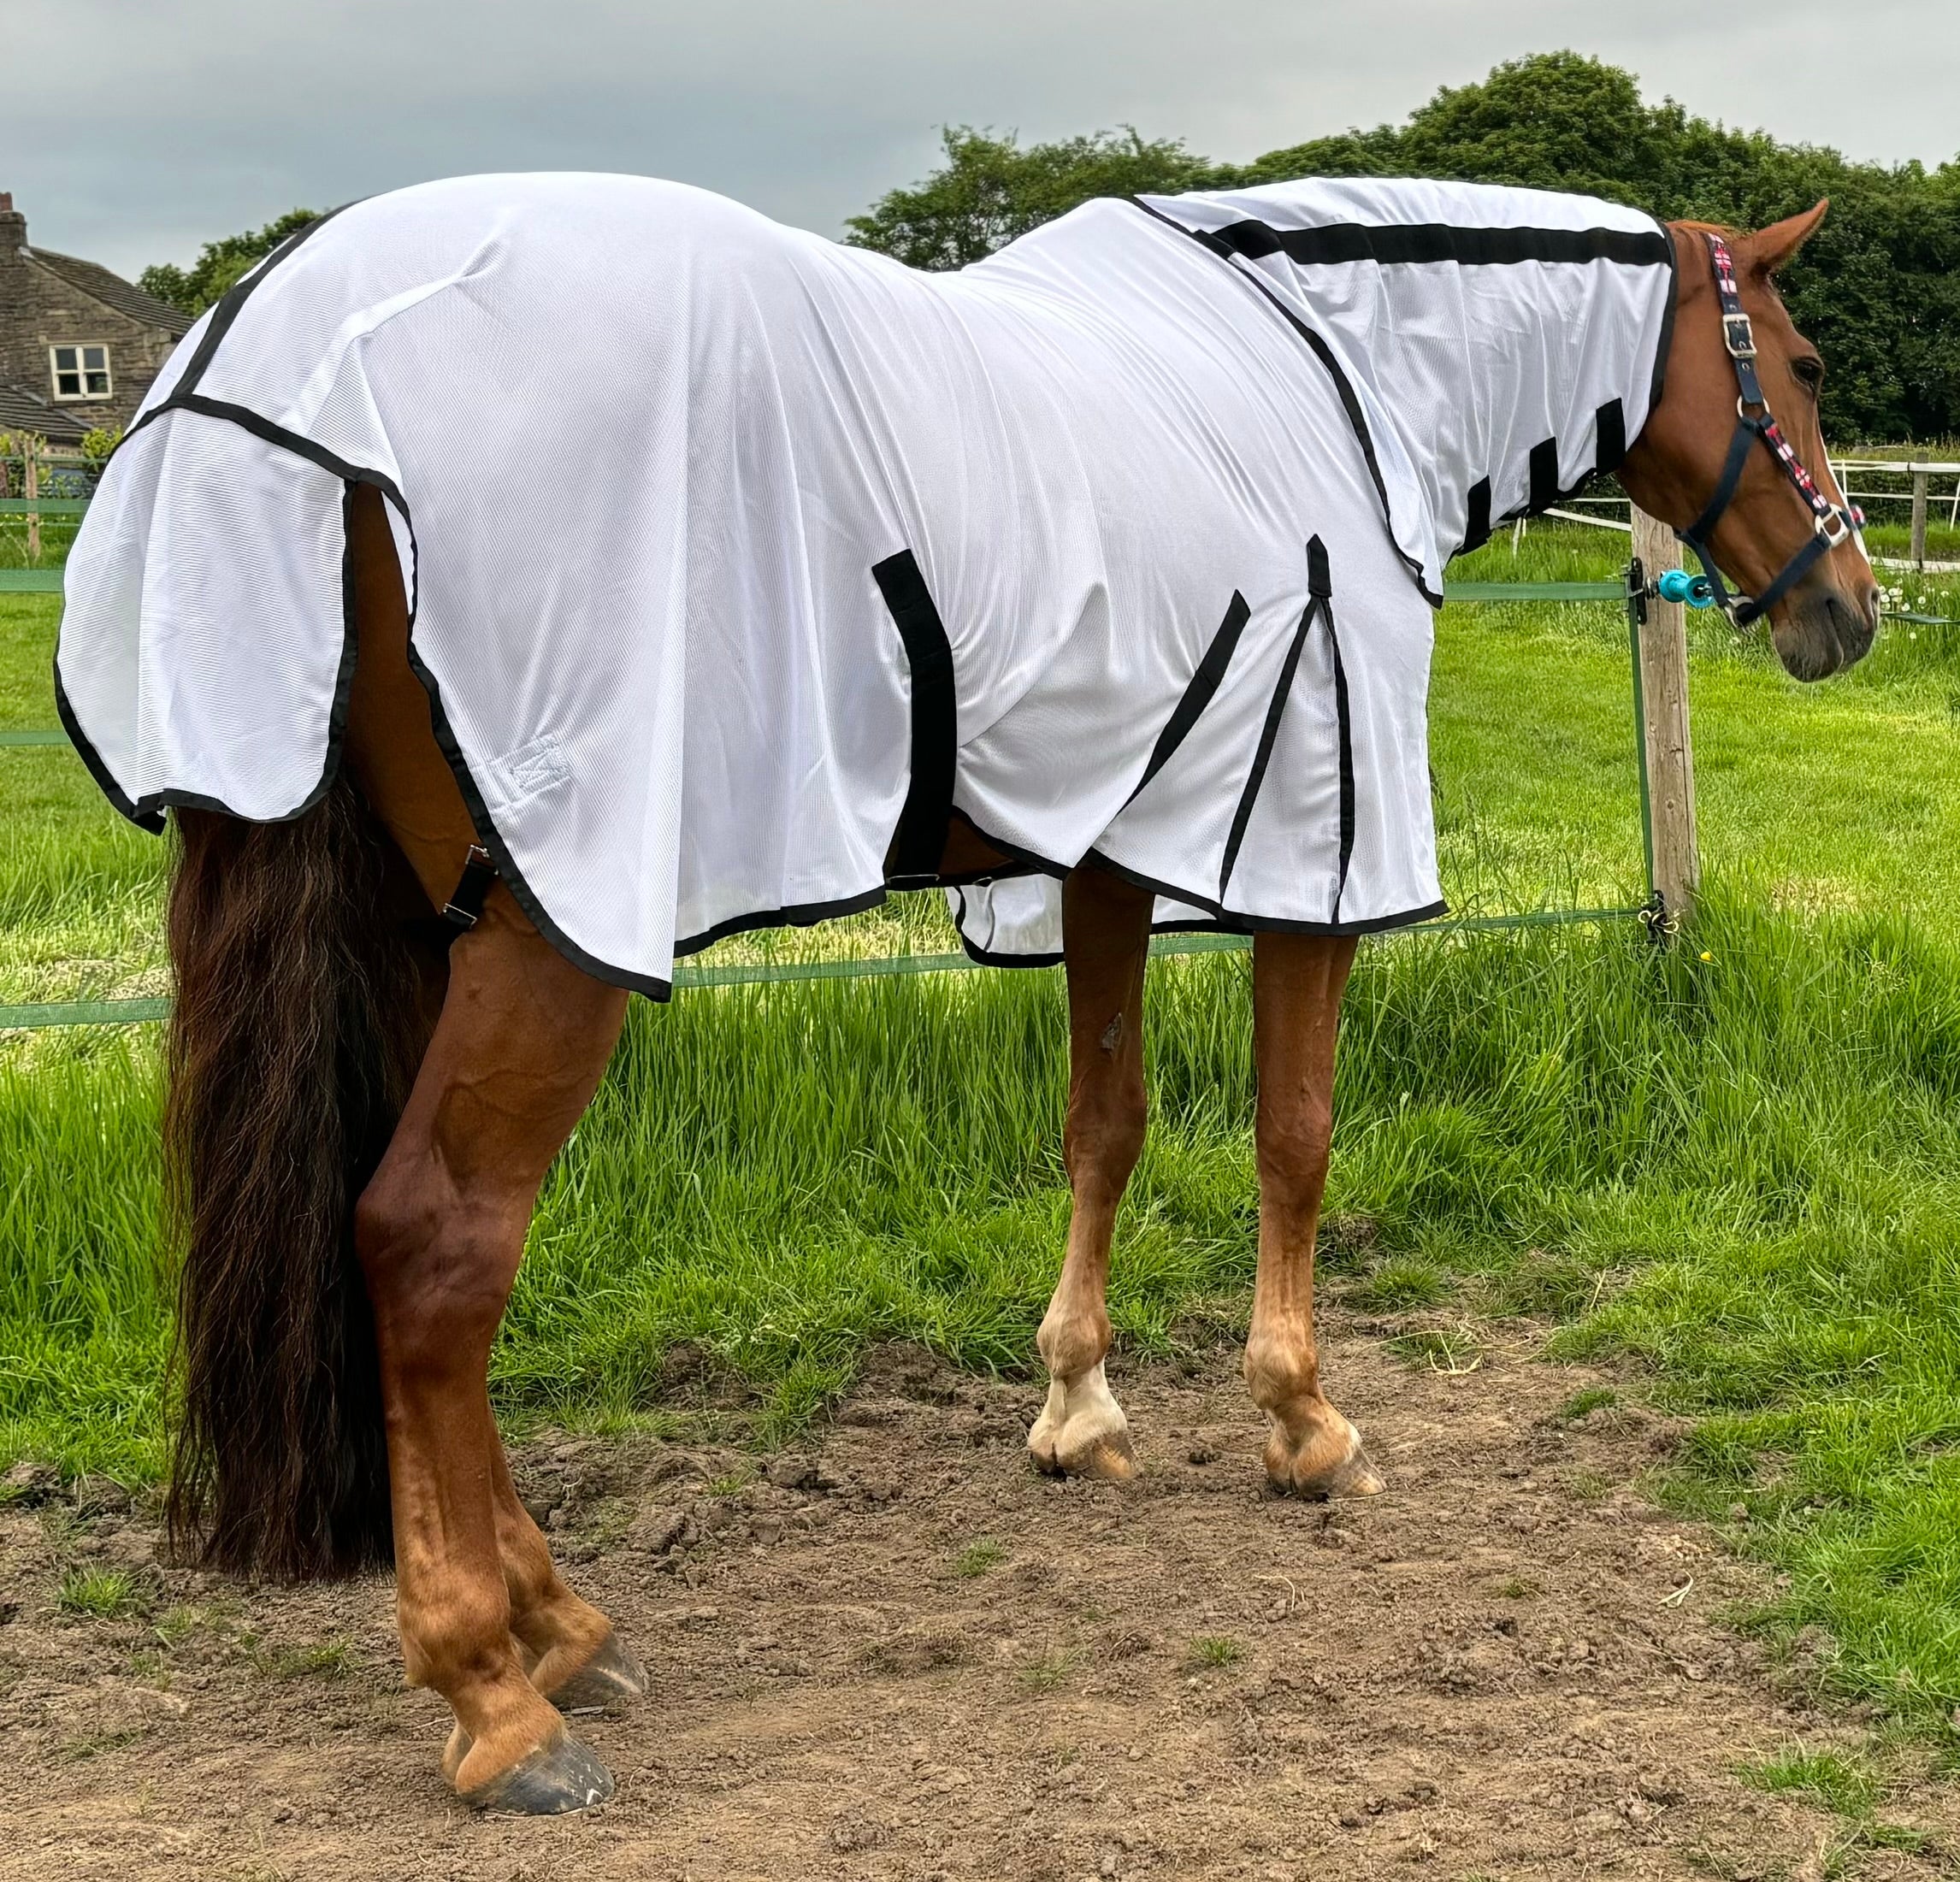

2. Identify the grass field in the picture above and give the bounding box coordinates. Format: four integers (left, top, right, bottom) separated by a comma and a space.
9, 523, 1960, 1746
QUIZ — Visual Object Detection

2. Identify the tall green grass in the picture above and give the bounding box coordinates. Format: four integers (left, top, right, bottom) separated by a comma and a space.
12, 894, 1960, 1738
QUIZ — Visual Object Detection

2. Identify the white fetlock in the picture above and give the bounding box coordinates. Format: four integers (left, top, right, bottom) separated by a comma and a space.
1026, 1360, 1136, 1480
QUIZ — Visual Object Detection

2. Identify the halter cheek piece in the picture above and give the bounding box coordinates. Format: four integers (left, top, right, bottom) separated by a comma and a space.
1673, 232, 1861, 627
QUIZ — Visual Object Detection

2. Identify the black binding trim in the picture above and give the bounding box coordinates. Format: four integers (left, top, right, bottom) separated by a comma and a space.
1080, 847, 1449, 940
1527, 438, 1562, 516
1218, 536, 1336, 903
673, 888, 892, 959
948, 886, 1066, 970
949, 871, 1450, 970
1459, 478, 1492, 557
871, 549, 958, 886
1508, 398, 1631, 523
1134, 199, 1676, 581
955, 937, 1067, 970
1127, 197, 1441, 610
139, 393, 410, 504
1594, 398, 1627, 477
1127, 590, 1251, 804
63, 415, 679, 997
1218, 598, 1315, 903
1195, 218, 1673, 272
946, 805, 1072, 882
1650, 224, 1680, 418
1324, 585, 1356, 921
117, 208, 349, 459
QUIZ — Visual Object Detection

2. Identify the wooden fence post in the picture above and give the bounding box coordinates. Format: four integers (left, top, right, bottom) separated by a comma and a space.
23, 440, 39, 564
1910, 468, 1928, 569
1630, 504, 1699, 926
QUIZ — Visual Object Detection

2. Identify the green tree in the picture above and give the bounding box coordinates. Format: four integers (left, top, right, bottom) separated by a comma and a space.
845, 127, 1224, 270
1246, 50, 1674, 201
79, 427, 121, 478
139, 208, 322, 317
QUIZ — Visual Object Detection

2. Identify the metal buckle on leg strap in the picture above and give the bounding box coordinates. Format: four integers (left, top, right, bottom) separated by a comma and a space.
442, 844, 498, 930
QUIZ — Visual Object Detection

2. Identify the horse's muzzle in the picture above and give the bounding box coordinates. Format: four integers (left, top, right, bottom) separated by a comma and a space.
1773, 576, 1880, 681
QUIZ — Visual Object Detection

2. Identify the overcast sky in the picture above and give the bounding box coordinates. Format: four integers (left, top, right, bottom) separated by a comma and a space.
9, 0, 1956, 280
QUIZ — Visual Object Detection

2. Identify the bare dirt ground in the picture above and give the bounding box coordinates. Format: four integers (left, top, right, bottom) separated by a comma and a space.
3, 1318, 1954, 1882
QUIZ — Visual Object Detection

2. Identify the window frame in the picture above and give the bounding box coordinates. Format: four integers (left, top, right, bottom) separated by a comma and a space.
49, 343, 113, 402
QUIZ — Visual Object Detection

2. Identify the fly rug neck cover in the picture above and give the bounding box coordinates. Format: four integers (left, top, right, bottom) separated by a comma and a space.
58, 173, 1676, 991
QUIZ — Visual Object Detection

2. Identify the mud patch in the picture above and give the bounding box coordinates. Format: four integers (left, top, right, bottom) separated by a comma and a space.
1, 1319, 1951, 1880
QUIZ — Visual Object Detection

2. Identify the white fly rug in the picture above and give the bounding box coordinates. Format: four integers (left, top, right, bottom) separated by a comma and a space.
57, 172, 1674, 994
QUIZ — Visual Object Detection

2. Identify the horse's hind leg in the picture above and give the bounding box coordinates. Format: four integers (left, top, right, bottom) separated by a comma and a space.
488, 1437, 646, 1710
342, 481, 636, 1805
1028, 867, 1154, 1480
352, 892, 629, 1808
1244, 933, 1383, 1497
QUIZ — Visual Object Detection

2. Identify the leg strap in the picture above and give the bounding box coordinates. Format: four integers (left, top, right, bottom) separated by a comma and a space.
442, 845, 499, 930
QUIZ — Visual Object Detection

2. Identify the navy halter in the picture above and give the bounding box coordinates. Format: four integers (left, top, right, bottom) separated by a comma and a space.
1674, 232, 1861, 627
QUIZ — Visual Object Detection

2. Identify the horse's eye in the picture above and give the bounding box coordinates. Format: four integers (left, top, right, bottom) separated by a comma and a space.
1792, 356, 1824, 394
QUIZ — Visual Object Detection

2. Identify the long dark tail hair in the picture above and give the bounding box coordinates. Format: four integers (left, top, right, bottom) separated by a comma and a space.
164, 772, 430, 1579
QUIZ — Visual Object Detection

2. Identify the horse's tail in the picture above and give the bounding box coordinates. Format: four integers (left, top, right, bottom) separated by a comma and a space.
163, 772, 428, 1579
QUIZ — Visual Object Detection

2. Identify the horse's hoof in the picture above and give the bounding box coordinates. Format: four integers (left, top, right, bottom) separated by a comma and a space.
1265, 1417, 1385, 1500
1027, 1364, 1138, 1481
549, 1631, 648, 1713
1300, 1442, 1385, 1500
460, 1732, 615, 1814
1030, 1422, 1137, 1481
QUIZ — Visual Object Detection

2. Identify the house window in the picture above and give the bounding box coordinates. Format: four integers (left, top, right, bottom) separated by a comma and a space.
50, 344, 112, 400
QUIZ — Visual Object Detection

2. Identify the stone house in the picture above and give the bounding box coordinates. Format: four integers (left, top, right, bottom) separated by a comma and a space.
0, 189, 191, 451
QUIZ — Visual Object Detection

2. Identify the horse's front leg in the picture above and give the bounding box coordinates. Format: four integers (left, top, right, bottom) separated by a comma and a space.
1028, 866, 1154, 1480
1245, 932, 1383, 1497
353, 890, 629, 1811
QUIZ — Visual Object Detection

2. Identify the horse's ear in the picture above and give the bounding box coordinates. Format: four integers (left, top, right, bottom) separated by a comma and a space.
1749, 200, 1828, 275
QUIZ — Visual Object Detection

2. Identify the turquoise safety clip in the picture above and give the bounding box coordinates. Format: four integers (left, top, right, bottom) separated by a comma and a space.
1656, 568, 1717, 610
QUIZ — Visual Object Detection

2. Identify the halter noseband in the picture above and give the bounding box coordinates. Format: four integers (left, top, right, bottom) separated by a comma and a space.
1674, 232, 1861, 627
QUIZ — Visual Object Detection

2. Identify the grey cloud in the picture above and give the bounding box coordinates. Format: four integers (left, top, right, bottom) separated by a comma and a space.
7, 0, 1955, 278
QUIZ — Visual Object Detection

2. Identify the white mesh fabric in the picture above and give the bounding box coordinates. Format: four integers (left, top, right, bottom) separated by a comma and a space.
57, 171, 1673, 988
59, 408, 349, 823
1136, 177, 1673, 594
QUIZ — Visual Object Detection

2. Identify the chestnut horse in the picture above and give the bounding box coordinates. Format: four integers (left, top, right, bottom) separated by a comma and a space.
159, 204, 1874, 1811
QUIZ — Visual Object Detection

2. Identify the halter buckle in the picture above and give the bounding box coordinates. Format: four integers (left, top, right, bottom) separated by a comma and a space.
1721, 313, 1756, 359
1816, 509, 1852, 548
